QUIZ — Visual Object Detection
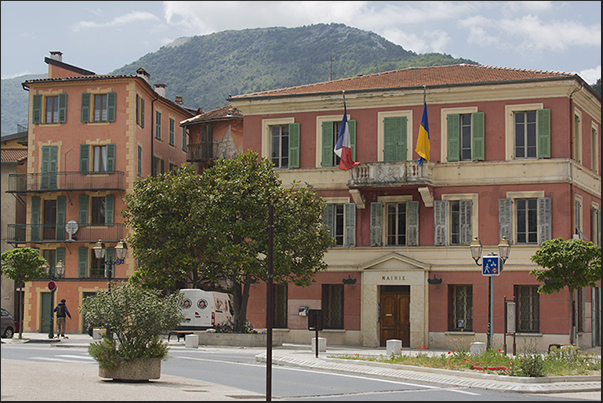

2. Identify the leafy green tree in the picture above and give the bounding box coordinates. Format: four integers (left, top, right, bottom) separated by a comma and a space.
1, 247, 49, 338
122, 151, 333, 331
530, 237, 601, 344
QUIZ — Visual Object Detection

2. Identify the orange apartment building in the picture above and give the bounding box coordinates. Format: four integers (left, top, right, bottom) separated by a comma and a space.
229, 64, 601, 351
5, 52, 195, 334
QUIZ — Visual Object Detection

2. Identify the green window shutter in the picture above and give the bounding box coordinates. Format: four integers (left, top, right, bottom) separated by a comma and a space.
105, 194, 115, 225
447, 114, 460, 162
323, 204, 335, 239
434, 200, 447, 246
182, 127, 187, 152
538, 197, 552, 244
321, 121, 334, 167
160, 159, 165, 174
498, 198, 512, 244
537, 108, 551, 158
136, 94, 140, 126
56, 196, 66, 241
406, 200, 419, 246
32, 94, 42, 124
169, 119, 175, 145
460, 200, 473, 245
370, 202, 383, 246
56, 248, 65, 268
106, 144, 115, 173
78, 247, 88, 278
383, 117, 407, 161
288, 123, 300, 168
81, 93, 90, 123
344, 203, 356, 247
348, 119, 357, 161
41, 146, 58, 190
79, 195, 89, 225
58, 93, 67, 123
155, 111, 161, 139
140, 97, 145, 128
79, 144, 89, 173
137, 145, 142, 176
107, 92, 116, 122
31, 196, 40, 242
471, 112, 485, 161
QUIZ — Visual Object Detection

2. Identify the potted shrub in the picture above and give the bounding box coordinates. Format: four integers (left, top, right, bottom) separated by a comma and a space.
79, 282, 183, 381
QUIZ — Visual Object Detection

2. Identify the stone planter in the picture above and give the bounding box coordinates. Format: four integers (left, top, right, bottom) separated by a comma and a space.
98, 357, 162, 381
196, 332, 282, 347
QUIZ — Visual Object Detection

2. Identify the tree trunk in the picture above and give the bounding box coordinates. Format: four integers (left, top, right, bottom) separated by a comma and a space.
230, 279, 251, 332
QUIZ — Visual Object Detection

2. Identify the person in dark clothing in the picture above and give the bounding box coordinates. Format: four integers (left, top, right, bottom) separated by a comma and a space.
53, 299, 71, 338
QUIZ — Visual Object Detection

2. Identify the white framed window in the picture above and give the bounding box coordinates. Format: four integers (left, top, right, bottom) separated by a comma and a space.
315, 114, 355, 168
574, 194, 583, 238
370, 195, 419, 246
504, 103, 550, 161
573, 108, 582, 165
591, 202, 601, 246
499, 191, 551, 245
591, 123, 599, 174
377, 111, 412, 162
435, 193, 479, 246
440, 107, 483, 162
323, 197, 355, 247
262, 118, 299, 169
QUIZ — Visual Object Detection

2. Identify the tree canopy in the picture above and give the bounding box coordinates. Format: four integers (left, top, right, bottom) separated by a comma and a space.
122, 151, 333, 330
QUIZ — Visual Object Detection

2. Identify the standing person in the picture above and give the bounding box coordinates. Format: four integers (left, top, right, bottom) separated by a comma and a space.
53, 299, 71, 338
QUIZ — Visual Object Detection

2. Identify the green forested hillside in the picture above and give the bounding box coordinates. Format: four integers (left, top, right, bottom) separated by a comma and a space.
1, 23, 476, 137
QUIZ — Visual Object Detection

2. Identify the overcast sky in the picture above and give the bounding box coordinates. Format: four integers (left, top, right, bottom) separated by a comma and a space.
1, 1, 600, 84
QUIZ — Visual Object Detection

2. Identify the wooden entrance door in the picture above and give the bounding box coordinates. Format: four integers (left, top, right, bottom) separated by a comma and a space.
380, 288, 410, 347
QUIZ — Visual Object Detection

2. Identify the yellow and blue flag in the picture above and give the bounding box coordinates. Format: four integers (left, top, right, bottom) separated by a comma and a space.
415, 101, 430, 166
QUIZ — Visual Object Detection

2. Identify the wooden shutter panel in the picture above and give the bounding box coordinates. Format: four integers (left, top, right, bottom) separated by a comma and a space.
140, 97, 145, 128
41, 146, 58, 190
58, 93, 67, 123
434, 200, 447, 246
31, 196, 40, 242
538, 197, 552, 244
137, 145, 142, 176
105, 195, 114, 225
349, 120, 357, 161
107, 92, 116, 122
182, 127, 187, 152
80, 144, 89, 173
323, 204, 335, 239
322, 122, 334, 167
384, 117, 406, 162
537, 108, 551, 158
136, 94, 140, 126
498, 198, 512, 243
56, 196, 66, 241
56, 248, 65, 268
447, 114, 460, 162
160, 158, 165, 174
169, 119, 175, 145
406, 200, 419, 246
78, 247, 88, 278
370, 202, 383, 246
155, 111, 161, 139
460, 200, 473, 245
288, 123, 300, 168
32, 94, 42, 124
81, 93, 90, 123
471, 112, 485, 161
344, 203, 356, 247
106, 144, 115, 173
79, 195, 89, 225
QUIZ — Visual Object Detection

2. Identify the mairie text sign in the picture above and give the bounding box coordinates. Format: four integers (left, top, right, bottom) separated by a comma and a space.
482, 255, 503, 276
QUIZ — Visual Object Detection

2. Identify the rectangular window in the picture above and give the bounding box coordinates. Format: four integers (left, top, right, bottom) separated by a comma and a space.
169, 118, 175, 146
323, 203, 355, 247
460, 114, 472, 161
91, 197, 106, 225
155, 111, 162, 140
92, 145, 108, 173
136, 94, 144, 128
90, 253, 105, 278
93, 94, 108, 122
592, 126, 599, 174
201, 125, 214, 160
42, 200, 57, 240
322, 284, 344, 329
516, 199, 538, 244
273, 284, 288, 329
448, 285, 473, 331
387, 202, 406, 246
514, 111, 537, 159
330, 121, 342, 167
271, 125, 289, 168
43, 250, 56, 277
182, 127, 187, 152
46, 96, 59, 124
137, 145, 142, 177
515, 285, 540, 332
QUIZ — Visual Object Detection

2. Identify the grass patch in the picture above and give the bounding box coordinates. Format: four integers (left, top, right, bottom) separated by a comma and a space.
332, 345, 600, 377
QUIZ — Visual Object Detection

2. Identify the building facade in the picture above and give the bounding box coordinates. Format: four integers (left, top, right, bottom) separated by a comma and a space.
229, 64, 601, 351
5, 52, 194, 334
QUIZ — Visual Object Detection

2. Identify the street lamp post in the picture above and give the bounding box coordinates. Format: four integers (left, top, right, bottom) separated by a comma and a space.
470, 236, 510, 350
93, 239, 127, 339
47, 260, 65, 339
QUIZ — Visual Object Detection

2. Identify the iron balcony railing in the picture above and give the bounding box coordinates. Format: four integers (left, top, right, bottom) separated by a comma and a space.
348, 160, 433, 187
6, 223, 124, 244
187, 142, 218, 162
6, 171, 125, 193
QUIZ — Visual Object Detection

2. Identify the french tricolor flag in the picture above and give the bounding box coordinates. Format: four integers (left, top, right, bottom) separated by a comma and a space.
334, 102, 359, 170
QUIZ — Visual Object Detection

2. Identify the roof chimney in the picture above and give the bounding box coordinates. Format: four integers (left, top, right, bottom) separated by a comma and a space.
175, 96, 183, 105
136, 67, 151, 84
154, 84, 166, 98
49, 51, 63, 62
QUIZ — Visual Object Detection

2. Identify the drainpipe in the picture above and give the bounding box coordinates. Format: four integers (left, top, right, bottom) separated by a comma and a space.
150, 96, 158, 176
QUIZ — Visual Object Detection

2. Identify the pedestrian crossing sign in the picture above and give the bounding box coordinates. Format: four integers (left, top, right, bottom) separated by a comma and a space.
482, 256, 502, 276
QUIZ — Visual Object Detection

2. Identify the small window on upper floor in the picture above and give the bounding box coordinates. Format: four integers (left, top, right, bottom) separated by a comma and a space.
323, 203, 355, 247
32, 94, 67, 124
513, 109, 550, 159
370, 198, 419, 247
80, 92, 116, 123
447, 113, 484, 162
271, 125, 289, 168
499, 195, 551, 245
434, 197, 476, 246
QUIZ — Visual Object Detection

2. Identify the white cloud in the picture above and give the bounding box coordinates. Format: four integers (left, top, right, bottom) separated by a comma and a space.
72, 11, 160, 32
578, 65, 601, 85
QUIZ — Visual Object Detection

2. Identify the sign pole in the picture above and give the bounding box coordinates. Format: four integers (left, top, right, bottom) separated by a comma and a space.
266, 204, 274, 402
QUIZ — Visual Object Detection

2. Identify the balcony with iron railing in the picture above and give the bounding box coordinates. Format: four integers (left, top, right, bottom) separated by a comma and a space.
6, 223, 124, 245
347, 160, 433, 187
187, 142, 218, 163
6, 171, 125, 193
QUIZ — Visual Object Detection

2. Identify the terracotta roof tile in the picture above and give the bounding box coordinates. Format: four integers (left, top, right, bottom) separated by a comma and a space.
1, 149, 28, 163
230, 64, 577, 99
181, 104, 243, 126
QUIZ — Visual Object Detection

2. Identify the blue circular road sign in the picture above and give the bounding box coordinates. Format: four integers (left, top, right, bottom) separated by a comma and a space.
48, 281, 57, 291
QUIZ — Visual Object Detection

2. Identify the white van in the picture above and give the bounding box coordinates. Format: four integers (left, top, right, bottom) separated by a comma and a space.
177, 289, 233, 330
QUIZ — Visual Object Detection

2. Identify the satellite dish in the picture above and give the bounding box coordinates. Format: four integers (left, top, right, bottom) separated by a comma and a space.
65, 220, 79, 241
